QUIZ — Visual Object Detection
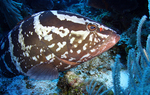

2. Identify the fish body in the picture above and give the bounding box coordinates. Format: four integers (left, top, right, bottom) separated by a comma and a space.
0, 10, 120, 80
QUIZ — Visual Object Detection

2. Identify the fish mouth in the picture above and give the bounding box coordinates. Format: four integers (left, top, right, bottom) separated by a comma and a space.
101, 33, 120, 52
90, 33, 120, 57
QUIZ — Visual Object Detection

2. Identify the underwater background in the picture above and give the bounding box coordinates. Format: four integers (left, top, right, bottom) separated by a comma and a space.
0, 0, 150, 94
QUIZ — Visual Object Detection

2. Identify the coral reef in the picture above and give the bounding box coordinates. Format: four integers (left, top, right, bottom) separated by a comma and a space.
0, 75, 59, 94
112, 15, 150, 95
65, 71, 83, 87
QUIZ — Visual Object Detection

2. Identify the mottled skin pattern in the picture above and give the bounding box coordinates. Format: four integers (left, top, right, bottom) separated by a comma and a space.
0, 10, 120, 80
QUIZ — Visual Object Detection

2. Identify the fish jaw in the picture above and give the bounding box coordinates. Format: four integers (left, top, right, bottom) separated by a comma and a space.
90, 31, 120, 57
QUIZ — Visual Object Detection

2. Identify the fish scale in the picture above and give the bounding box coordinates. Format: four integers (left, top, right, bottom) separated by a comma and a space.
0, 10, 120, 80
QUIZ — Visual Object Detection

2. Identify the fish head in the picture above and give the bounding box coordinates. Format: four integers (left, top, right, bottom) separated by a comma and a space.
85, 22, 120, 57
65, 20, 120, 63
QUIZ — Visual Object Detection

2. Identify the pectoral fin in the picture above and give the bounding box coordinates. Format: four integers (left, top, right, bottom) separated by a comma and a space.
26, 62, 58, 80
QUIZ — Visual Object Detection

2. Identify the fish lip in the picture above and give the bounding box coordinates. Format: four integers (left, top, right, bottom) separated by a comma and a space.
110, 34, 120, 45
114, 34, 120, 43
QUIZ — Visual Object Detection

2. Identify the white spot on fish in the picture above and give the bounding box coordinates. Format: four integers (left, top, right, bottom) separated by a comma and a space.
46, 53, 55, 60
77, 50, 81, 54
32, 56, 38, 61
29, 31, 33, 35
64, 65, 71, 69
37, 55, 39, 58
83, 43, 88, 50
61, 51, 68, 58
90, 49, 96, 52
40, 48, 44, 53
68, 57, 76, 61
60, 62, 62, 65
94, 38, 98, 43
98, 39, 101, 42
78, 53, 91, 62
40, 61, 43, 64
70, 37, 75, 44
89, 34, 93, 41
26, 34, 29, 37
26, 45, 32, 50
44, 34, 53, 41
78, 40, 82, 43
70, 49, 73, 53
48, 43, 55, 48
50, 58, 55, 62
22, 45, 32, 57
23, 51, 30, 57
97, 33, 109, 38
74, 44, 77, 48
56, 41, 66, 52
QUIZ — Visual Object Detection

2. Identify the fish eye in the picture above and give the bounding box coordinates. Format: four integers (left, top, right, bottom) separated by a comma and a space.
87, 23, 97, 32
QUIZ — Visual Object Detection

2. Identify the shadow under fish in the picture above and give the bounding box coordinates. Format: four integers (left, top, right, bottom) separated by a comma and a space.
0, 10, 120, 80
